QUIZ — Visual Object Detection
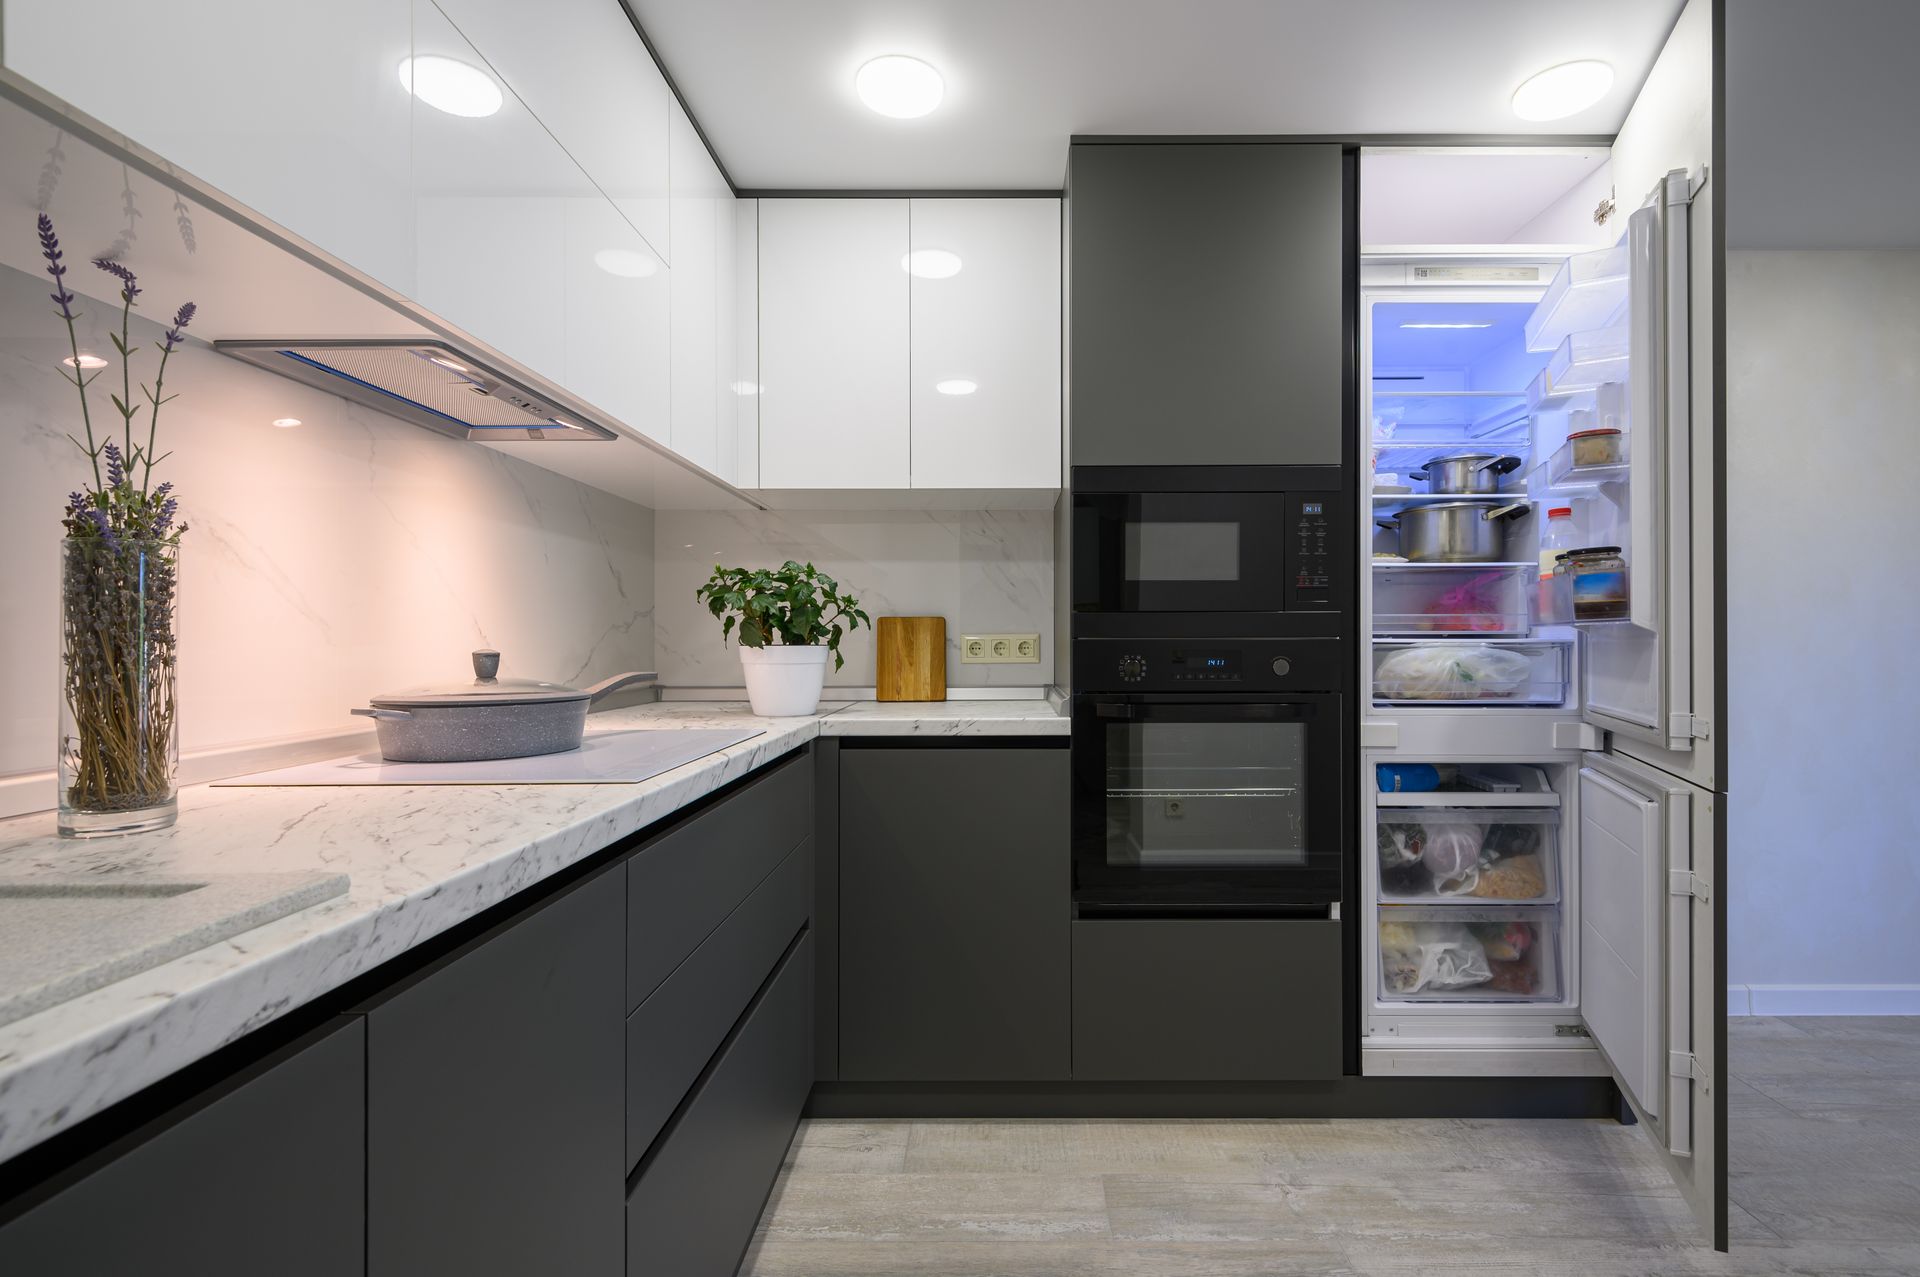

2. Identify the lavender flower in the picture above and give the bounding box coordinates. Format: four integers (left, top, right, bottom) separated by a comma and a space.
37, 213, 76, 320
83, 507, 118, 551
92, 256, 140, 304
65, 490, 90, 516
103, 441, 125, 488
154, 495, 179, 534
160, 301, 196, 352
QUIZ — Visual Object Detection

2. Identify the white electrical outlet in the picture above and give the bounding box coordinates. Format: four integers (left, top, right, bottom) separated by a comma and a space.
960, 633, 1042, 664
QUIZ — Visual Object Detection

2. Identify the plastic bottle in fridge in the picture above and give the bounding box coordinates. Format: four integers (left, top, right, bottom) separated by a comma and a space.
1538, 506, 1578, 623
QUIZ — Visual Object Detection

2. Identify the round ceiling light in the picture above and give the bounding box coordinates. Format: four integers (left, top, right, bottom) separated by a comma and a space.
855, 55, 944, 119
398, 55, 505, 118
900, 249, 962, 279
594, 247, 658, 278
1511, 60, 1614, 122
934, 378, 977, 396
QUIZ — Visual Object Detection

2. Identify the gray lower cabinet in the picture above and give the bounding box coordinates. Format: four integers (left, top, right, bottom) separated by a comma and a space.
839, 745, 1070, 1080
627, 932, 814, 1277
0, 1017, 366, 1276
364, 865, 626, 1277
1072, 918, 1342, 1080
1068, 141, 1346, 467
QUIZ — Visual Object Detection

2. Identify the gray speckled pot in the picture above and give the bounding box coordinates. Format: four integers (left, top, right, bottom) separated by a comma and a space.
352, 650, 654, 762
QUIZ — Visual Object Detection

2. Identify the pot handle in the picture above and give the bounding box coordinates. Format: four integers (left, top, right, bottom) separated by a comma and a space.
1480, 455, 1523, 476
582, 670, 659, 703
1376, 520, 1400, 532
351, 707, 413, 721
1482, 502, 1532, 522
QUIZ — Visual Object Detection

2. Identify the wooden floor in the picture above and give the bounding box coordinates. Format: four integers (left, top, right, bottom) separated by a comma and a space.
740, 1017, 1920, 1276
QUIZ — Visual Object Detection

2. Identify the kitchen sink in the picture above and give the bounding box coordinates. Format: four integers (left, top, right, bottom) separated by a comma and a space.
0, 871, 350, 1029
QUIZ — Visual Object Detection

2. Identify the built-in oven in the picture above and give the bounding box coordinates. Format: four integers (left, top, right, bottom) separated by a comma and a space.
1071, 637, 1346, 913
1072, 466, 1348, 626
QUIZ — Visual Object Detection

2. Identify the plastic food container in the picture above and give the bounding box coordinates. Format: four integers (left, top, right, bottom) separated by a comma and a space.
1377, 905, 1562, 1002
1567, 427, 1624, 467
1376, 809, 1560, 903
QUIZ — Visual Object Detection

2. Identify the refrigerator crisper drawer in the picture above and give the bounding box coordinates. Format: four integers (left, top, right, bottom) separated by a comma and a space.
1372, 563, 1532, 637
1376, 808, 1559, 904
1372, 638, 1572, 707
1377, 905, 1562, 1003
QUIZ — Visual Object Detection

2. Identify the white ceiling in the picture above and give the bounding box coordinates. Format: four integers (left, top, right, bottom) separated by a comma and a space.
629, 0, 1686, 189
1361, 150, 1611, 247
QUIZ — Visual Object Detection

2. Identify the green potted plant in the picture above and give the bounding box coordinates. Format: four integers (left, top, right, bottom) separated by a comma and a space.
695, 561, 869, 716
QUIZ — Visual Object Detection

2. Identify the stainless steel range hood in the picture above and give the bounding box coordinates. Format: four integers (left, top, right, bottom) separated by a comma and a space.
213, 339, 619, 442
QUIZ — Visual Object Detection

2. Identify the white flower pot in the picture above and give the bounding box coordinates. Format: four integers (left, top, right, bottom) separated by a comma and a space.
738, 644, 831, 717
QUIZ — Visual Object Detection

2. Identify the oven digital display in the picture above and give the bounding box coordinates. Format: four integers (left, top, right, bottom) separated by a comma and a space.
1170, 650, 1240, 678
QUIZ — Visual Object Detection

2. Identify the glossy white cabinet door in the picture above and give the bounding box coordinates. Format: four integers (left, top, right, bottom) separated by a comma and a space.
758, 199, 910, 489
908, 199, 1062, 489
668, 100, 724, 473
430, 0, 670, 261
725, 199, 761, 487
2, 0, 415, 294
565, 198, 669, 445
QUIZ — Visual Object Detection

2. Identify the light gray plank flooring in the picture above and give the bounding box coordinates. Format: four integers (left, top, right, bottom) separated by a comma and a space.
742, 1017, 1920, 1275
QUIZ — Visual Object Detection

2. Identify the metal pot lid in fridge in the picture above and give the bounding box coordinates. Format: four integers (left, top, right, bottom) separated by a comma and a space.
369, 650, 593, 708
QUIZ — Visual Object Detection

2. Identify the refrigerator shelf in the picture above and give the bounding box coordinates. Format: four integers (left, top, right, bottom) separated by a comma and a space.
1525, 243, 1628, 353
1374, 761, 1559, 805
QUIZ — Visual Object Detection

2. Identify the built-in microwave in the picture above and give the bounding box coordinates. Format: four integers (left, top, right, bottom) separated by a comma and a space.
1071, 466, 1350, 627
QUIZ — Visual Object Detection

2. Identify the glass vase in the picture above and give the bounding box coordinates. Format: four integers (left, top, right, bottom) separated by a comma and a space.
57, 537, 181, 836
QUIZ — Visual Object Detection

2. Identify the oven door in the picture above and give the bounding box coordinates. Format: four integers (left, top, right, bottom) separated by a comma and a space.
1073, 491, 1288, 614
1071, 693, 1345, 910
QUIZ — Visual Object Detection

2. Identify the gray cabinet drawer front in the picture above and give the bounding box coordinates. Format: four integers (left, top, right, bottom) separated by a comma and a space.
627, 750, 811, 1011
626, 932, 813, 1277
0, 1017, 366, 1277
1072, 918, 1342, 1081
626, 838, 811, 1168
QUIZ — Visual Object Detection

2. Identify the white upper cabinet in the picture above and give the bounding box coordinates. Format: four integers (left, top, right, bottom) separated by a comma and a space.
726, 200, 761, 487
668, 100, 728, 473
430, 0, 671, 261
1, 0, 416, 294
908, 199, 1061, 489
758, 199, 911, 489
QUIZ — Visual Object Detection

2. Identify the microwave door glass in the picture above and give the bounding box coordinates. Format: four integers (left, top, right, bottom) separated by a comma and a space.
1125, 520, 1241, 582
1103, 720, 1308, 869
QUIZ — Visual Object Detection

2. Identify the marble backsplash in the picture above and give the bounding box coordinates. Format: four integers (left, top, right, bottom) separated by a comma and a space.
0, 263, 655, 792
655, 508, 1055, 689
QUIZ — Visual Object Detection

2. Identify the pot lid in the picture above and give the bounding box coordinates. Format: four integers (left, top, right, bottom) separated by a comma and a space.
369, 650, 590, 707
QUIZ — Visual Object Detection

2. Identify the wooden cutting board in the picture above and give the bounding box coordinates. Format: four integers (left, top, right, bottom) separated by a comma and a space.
875, 616, 947, 702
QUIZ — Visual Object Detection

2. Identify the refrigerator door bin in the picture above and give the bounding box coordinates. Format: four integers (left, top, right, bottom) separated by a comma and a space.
1372, 562, 1533, 636
1378, 905, 1562, 1003
1525, 244, 1628, 353
1372, 638, 1573, 707
1376, 808, 1560, 904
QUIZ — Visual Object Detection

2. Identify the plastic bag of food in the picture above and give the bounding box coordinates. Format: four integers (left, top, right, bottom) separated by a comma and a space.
1420, 823, 1484, 880
1377, 823, 1425, 871
1379, 921, 1492, 993
1375, 644, 1534, 701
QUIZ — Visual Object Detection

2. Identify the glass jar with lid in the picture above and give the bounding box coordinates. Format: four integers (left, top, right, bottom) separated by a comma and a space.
1554, 546, 1628, 620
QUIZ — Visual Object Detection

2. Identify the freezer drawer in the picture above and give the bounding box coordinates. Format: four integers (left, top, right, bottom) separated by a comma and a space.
1377, 808, 1559, 904
1378, 905, 1562, 1003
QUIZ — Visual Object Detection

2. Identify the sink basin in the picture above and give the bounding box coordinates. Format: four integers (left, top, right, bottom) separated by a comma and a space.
0, 871, 349, 1028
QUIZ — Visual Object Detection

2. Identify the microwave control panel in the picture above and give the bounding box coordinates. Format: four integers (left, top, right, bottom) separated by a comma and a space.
1286, 492, 1341, 609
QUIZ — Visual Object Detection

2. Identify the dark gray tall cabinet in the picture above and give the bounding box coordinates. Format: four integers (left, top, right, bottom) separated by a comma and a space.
1068, 141, 1346, 467
838, 745, 1071, 1080
364, 866, 626, 1277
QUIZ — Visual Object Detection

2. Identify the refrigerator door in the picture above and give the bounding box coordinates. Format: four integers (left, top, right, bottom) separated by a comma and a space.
1578, 752, 1720, 1239
1580, 171, 1701, 754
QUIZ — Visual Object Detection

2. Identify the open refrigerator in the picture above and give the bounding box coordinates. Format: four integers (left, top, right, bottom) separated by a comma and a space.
1359, 167, 1720, 1233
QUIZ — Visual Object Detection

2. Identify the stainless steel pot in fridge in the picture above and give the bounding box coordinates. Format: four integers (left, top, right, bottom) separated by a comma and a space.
1379, 501, 1530, 563
351, 650, 656, 762
1411, 453, 1522, 495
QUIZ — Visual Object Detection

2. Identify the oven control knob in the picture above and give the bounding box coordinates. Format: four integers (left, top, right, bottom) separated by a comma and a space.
1118, 654, 1147, 682
1270, 657, 1292, 677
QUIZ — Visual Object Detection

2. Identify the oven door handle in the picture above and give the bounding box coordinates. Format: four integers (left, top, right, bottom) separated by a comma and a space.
1093, 702, 1137, 719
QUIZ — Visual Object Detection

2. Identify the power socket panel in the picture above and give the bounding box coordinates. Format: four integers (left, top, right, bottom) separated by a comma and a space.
960, 632, 1042, 664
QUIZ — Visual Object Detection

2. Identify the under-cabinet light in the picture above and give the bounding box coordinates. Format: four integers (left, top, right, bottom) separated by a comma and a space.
398, 55, 504, 119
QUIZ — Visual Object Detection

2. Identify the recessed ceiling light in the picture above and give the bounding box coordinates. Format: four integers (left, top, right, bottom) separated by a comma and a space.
594, 247, 658, 278
62, 353, 108, 370
729, 380, 763, 396
1400, 322, 1494, 330
398, 55, 504, 118
934, 378, 977, 396
855, 55, 944, 119
271, 417, 302, 428
901, 249, 962, 279
1511, 60, 1614, 122
427, 355, 470, 373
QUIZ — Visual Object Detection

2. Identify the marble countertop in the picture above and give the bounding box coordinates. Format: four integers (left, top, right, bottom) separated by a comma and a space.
0, 698, 1064, 1164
